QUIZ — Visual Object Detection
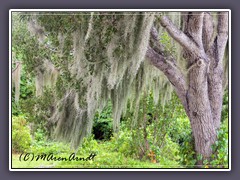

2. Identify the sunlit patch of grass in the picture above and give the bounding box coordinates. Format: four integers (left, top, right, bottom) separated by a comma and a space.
12, 154, 56, 168
12, 139, 180, 169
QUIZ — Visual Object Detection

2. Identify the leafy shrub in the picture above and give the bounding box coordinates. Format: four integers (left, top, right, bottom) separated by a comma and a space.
150, 135, 180, 163
29, 127, 71, 154
221, 90, 229, 122
30, 140, 71, 154
93, 103, 113, 140
160, 31, 177, 56
79, 135, 99, 154
12, 116, 32, 153
168, 117, 196, 166
117, 92, 194, 166
12, 100, 20, 116
111, 126, 137, 158
34, 128, 46, 142
210, 119, 229, 168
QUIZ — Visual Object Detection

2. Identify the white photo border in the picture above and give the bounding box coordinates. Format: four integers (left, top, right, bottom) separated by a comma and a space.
9, 9, 231, 171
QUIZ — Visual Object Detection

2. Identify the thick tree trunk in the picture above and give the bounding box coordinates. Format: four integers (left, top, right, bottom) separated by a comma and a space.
146, 12, 228, 164
187, 58, 217, 160
182, 13, 218, 161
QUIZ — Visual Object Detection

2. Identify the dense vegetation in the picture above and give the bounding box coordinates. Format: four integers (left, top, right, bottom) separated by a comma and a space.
12, 83, 229, 168
11, 12, 229, 169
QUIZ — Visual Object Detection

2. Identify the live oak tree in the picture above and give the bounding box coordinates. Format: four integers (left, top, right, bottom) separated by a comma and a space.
147, 12, 228, 162
13, 11, 229, 164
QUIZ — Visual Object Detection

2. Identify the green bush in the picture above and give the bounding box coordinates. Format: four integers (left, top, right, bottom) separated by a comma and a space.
12, 116, 32, 153
221, 90, 229, 122
168, 117, 196, 167
30, 140, 71, 154
118, 92, 193, 166
28, 125, 72, 154
34, 128, 46, 142
210, 119, 229, 168
111, 127, 137, 158
79, 135, 99, 154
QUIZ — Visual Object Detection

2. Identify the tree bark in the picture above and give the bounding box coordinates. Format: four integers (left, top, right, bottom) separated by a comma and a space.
146, 12, 228, 164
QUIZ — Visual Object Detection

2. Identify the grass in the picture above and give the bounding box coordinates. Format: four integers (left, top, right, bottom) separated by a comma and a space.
12, 153, 180, 169
12, 154, 56, 168
12, 140, 181, 169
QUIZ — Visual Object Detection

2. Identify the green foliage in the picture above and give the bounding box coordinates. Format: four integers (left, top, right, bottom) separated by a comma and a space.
221, 90, 229, 121
12, 14, 45, 73
34, 128, 46, 142
160, 31, 177, 56
12, 102, 20, 116
12, 13, 38, 116
30, 141, 71, 155
77, 135, 99, 156
210, 119, 229, 168
12, 85, 228, 168
20, 88, 55, 135
19, 69, 35, 99
111, 125, 137, 158
30, 127, 71, 155
12, 66, 35, 116
154, 135, 181, 166
169, 117, 196, 167
12, 116, 32, 153
93, 103, 113, 140
55, 136, 173, 168
110, 93, 192, 167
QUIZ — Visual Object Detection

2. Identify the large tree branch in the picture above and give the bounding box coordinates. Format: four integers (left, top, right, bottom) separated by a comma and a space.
150, 27, 177, 65
185, 12, 205, 48
207, 12, 228, 129
146, 46, 189, 116
202, 12, 215, 52
160, 15, 202, 58
150, 27, 165, 53
216, 11, 229, 66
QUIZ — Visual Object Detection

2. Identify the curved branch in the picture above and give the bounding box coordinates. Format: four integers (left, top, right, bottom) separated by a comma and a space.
150, 27, 165, 54
202, 12, 215, 52
216, 12, 229, 65
160, 15, 201, 57
146, 46, 189, 115
185, 12, 204, 48
150, 27, 177, 65
207, 12, 228, 130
